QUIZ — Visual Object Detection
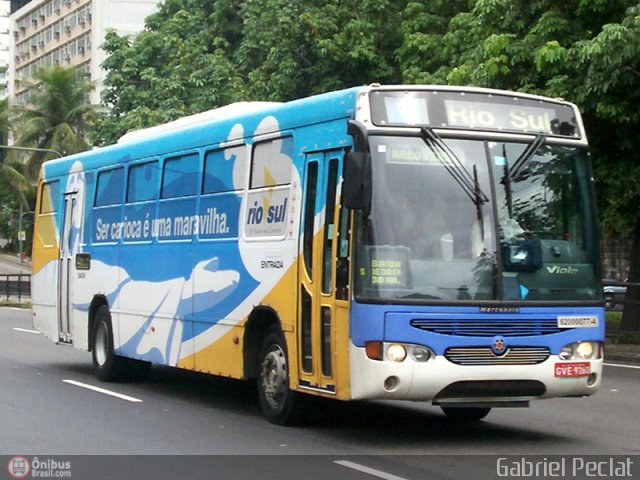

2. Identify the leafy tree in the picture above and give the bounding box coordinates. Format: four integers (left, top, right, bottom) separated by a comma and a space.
12, 65, 97, 182
0, 97, 34, 253
0, 159, 35, 254
236, 0, 404, 99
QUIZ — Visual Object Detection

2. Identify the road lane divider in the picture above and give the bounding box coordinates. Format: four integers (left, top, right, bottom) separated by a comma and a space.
13, 327, 40, 334
604, 362, 640, 370
334, 460, 408, 480
63, 379, 143, 403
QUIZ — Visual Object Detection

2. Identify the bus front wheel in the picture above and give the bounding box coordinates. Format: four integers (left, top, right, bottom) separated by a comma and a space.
257, 328, 302, 425
441, 406, 491, 422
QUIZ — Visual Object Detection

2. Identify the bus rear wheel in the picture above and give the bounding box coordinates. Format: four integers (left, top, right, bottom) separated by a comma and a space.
92, 305, 150, 382
441, 406, 491, 422
257, 328, 302, 425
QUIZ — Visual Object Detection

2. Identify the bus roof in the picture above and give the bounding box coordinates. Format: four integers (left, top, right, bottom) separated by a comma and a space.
41, 86, 364, 179
117, 102, 280, 144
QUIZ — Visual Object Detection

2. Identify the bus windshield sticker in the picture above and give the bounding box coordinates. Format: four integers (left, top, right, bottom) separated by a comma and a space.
366, 246, 411, 288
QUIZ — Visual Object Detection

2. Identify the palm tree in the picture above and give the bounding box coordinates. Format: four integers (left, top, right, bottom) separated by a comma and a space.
12, 64, 97, 182
0, 97, 31, 208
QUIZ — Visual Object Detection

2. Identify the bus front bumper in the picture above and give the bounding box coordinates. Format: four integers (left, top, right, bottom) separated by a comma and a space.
349, 343, 603, 404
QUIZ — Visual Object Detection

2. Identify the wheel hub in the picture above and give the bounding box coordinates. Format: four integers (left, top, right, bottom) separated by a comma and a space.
261, 345, 288, 410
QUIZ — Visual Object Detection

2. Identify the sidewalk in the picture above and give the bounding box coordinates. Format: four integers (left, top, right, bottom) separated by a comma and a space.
0, 251, 32, 275
0, 251, 31, 267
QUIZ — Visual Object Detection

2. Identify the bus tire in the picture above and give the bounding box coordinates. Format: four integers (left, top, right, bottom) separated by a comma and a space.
91, 305, 130, 382
257, 328, 303, 425
441, 406, 491, 422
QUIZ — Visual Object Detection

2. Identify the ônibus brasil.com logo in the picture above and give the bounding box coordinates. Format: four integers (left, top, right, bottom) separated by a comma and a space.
7, 456, 72, 478
7, 457, 30, 479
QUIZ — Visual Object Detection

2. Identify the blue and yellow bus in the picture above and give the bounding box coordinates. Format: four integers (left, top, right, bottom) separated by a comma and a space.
31, 85, 604, 424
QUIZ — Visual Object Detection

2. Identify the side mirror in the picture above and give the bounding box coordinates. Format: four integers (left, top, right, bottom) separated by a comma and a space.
343, 151, 372, 212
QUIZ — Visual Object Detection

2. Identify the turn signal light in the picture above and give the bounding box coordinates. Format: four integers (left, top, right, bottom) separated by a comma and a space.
365, 341, 383, 361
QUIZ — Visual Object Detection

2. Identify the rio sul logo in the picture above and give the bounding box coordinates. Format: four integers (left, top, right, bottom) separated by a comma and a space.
7, 456, 30, 479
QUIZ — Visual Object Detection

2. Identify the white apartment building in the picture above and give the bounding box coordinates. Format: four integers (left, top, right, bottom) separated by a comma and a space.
9, 0, 159, 105
0, 1, 10, 98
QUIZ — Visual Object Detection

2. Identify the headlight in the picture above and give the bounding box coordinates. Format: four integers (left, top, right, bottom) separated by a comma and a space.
411, 346, 433, 362
365, 342, 434, 363
575, 341, 595, 359
387, 344, 407, 362
559, 341, 601, 360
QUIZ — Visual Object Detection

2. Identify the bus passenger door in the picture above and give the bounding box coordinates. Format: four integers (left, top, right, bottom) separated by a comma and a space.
298, 150, 348, 396
58, 192, 78, 343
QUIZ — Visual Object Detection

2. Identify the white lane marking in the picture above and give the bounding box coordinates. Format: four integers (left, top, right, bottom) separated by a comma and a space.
334, 461, 408, 480
13, 327, 40, 334
63, 379, 143, 403
604, 362, 640, 370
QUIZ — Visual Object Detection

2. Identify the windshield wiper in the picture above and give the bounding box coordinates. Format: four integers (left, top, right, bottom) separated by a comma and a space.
420, 127, 490, 206
508, 134, 545, 181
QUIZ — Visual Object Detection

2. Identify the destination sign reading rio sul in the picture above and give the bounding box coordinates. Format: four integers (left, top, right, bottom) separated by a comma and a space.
370, 90, 580, 138
444, 100, 556, 134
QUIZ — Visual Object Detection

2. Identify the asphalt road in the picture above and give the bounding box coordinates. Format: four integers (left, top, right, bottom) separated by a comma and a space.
1, 307, 639, 480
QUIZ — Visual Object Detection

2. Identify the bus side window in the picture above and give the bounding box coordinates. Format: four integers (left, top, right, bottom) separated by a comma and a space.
203, 145, 246, 194
322, 158, 339, 294
127, 161, 159, 203
95, 168, 124, 207
162, 153, 198, 198
336, 191, 351, 301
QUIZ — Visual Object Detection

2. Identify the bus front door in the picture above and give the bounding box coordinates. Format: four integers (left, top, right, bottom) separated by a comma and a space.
58, 192, 78, 343
298, 150, 349, 396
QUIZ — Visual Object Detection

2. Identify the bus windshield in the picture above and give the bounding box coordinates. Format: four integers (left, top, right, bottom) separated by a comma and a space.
354, 135, 600, 303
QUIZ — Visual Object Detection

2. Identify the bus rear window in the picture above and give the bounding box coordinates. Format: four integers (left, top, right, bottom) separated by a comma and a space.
40, 181, 60, 214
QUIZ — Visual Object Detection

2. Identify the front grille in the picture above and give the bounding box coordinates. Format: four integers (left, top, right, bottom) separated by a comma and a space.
411, 318, 564, 337
445, 346, 550, 366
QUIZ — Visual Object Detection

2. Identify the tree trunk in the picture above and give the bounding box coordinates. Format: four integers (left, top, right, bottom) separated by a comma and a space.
621, 217, 640, 331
